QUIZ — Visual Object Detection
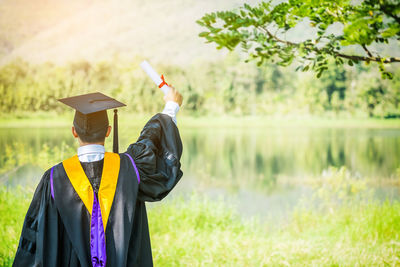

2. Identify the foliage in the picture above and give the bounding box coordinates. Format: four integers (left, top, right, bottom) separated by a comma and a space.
0, 57, 399, 118
197, 0, 400, 79
310, 166, 372, 210
0, 188, 32, 266
0, 141, 74, 178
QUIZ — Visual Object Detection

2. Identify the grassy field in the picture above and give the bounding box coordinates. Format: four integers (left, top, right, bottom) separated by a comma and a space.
1, 182, 399, 266
150, 197, 400, 266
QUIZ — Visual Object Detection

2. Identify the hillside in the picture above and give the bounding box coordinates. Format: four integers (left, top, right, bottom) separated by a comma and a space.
0, 0, 259, 66
1, 0, 398, 67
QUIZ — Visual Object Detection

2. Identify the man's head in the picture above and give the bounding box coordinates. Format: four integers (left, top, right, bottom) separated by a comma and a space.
58, 92, 126, 150
71, 110, 112, 145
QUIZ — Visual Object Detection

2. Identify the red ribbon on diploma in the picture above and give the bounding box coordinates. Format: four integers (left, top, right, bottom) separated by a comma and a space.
158, 75, 169, 88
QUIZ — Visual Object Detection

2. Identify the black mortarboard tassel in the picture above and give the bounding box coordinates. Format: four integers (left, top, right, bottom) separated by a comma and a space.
113, 109, 119, 153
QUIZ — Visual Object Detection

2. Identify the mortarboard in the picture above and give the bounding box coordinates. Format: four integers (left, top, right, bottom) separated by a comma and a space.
58, 92, 126, 153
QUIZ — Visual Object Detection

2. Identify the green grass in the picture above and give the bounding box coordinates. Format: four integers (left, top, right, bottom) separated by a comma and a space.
1, 188, 399, 266
148, 196, 400, 266
0, 187, 33, 267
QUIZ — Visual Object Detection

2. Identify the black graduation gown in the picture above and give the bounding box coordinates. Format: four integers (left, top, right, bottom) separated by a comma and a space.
13, 113, 183, 267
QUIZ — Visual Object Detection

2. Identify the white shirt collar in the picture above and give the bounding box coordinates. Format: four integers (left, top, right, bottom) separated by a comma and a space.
77, 144, 105, 162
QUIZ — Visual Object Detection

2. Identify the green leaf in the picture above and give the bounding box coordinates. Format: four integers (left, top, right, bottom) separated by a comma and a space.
381, 26, 400, 38
210, 28, 222, 34
199, 32, 210, 37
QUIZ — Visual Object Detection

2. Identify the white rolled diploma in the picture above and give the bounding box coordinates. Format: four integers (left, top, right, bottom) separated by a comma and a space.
140, 60, 170, 95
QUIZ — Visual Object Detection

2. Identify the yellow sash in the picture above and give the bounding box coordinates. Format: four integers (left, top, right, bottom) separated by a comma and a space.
62, 152, 120, 230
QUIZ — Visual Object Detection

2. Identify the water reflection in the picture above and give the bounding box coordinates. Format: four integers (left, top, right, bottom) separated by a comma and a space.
180, 127, 400, 193
0, 126, 399, 193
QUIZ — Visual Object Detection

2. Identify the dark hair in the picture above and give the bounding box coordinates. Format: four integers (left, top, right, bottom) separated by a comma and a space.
73, 110, 109, 143
75, 126, 108, 143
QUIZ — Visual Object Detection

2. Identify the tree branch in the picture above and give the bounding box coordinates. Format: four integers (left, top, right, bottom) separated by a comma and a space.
260, 26, 297, 46
259, 26, 400, 63
335, 52, 400, 63
362, 44, 373, 58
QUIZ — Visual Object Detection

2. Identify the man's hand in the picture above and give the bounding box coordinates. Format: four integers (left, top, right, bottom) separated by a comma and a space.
164, 86, 183, 107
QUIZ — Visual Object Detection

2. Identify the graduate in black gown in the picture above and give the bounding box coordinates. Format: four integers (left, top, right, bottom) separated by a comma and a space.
13, 89, 183, 267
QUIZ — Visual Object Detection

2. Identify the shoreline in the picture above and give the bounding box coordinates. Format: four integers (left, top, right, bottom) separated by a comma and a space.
1, 114, 400, 129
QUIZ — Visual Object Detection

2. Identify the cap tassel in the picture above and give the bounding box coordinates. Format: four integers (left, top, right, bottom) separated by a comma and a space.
113, 109, 119, 153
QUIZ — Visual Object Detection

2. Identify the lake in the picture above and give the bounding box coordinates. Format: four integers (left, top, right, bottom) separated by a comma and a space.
1, 123, 399, 221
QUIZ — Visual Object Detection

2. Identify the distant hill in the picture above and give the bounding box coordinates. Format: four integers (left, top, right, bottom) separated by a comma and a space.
0, 0, 397, 66
0, 0, 260, 66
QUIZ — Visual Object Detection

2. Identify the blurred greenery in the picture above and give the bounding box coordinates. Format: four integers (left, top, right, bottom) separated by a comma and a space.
1, 168, 400, 266
0, 141, 74, 180
1, 55, 399, 118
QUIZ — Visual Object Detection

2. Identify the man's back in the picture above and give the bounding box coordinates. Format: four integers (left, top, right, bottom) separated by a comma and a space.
13, 113, 183, 267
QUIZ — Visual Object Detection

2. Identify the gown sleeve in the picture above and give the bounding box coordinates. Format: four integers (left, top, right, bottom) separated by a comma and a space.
13, 169, 74, 267
125, 113, 183, 202
13, 170, 51, 266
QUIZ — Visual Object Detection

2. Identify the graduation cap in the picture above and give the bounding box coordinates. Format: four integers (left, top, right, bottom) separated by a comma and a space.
58, 92, 126, 153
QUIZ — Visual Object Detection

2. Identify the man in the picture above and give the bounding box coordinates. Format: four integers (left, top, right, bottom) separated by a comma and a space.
13, 88, 183, 267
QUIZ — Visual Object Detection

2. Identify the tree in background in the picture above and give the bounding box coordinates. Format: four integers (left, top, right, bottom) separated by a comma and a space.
320, 61, 347, 113
197, 0, 400, 79
354, 66, 400, 117
1, 56, 398, 118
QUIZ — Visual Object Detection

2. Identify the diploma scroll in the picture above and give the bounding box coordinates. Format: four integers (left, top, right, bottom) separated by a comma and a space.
140, 60, 170, 95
